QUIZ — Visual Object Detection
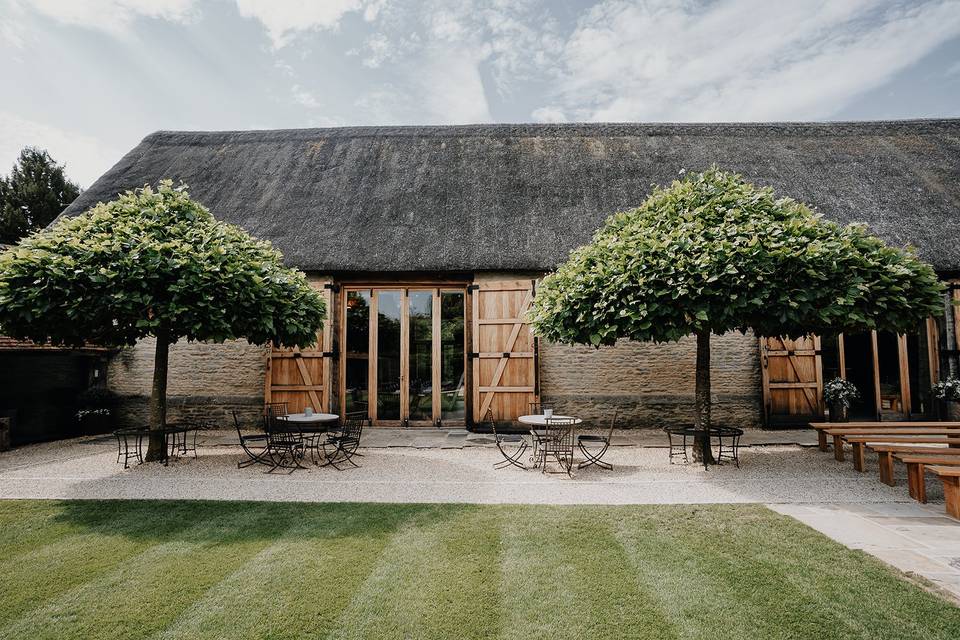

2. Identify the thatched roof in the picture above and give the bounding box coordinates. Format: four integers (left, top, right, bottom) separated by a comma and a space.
63, 120, 960, 273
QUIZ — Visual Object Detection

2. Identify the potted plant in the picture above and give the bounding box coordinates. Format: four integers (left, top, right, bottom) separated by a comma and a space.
823, 377, 859, 423
75, 387, 118, 435
932, 377, 960, 418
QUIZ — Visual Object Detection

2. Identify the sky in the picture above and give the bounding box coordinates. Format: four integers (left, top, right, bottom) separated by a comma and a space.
2, 0, 960, 187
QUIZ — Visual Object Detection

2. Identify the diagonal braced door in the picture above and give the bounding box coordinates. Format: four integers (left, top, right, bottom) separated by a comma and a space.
471, 280, 539, 422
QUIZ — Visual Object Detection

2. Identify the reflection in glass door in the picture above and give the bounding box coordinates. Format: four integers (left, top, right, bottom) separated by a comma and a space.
440, 291, 465, 422
407, 290, 433, 423
344, 290, 370, 415
342, 286, 466, 426
376, 291, 402, 421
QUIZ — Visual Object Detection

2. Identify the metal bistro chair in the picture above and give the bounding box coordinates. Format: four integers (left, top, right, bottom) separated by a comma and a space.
538, 417, 576, 476
264, 404, 306, 473
486, 409, 528, 470
318, 411, 365, 470
577, 408, 619, 470
233, 411, 271, 468
527, 402, 553, 463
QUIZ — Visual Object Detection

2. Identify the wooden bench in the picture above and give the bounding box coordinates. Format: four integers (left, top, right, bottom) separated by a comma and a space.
893, 455, 960, 504
824, 429, 960, 465
839, 435, 960, 472
809, 422, 960, 452
866, 445, 960, 486
929, 467, 960, 520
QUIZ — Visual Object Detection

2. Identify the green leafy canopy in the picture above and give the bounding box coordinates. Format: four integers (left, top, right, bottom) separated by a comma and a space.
529, 168, 944, 347
0, 180, 326, 348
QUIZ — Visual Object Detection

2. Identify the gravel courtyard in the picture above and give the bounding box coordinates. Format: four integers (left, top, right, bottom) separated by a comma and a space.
0, 431, 944, 505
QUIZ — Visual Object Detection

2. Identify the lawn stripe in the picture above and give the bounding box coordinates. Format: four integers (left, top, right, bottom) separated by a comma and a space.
0, 503, 291, 640
326, 504, 503, 640
612, 504, 960, 640
496, 505, 678, 640
151, 504, 437, 639
0, 531, 152, 624
0, 500, 207, 626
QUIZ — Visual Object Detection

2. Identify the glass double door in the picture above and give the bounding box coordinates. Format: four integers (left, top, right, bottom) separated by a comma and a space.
343, 287, 465, 426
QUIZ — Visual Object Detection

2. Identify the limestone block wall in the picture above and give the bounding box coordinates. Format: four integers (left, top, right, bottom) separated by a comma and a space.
539, 331, 762, 428
107, 337, 268, 428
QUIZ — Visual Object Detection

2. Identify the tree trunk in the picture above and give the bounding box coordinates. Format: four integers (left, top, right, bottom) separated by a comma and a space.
692, 330, 715, 464
144, 333, 170, 462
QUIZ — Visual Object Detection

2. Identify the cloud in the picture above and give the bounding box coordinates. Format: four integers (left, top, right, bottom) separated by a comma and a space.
14, 0, 198, 36
234, 0, 367, 48
0, 112, 125, 188
542, 0, 960, 121
10, 0, 372, 46
531, 106, 567, 123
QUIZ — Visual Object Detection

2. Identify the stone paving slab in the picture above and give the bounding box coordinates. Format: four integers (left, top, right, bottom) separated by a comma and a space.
769, 502, 960, 601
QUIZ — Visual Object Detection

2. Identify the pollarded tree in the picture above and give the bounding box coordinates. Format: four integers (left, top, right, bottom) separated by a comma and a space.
528, 168, 944, 462
0, 181, 326, 460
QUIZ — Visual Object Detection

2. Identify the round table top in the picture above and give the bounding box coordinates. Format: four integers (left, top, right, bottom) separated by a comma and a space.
517, 414, 582, 426
279, 412, 339, 424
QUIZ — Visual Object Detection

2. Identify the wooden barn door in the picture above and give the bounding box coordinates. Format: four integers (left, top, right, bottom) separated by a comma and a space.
471, 280, 539, 423
760, 335, 824, 426
264, 280, 334, 413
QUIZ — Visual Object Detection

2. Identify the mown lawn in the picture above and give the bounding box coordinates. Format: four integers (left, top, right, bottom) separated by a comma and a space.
0, 500, 956, 639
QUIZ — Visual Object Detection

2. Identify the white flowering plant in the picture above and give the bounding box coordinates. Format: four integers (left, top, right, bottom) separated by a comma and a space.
932, 377, 960, 402
823, 377, 860, 408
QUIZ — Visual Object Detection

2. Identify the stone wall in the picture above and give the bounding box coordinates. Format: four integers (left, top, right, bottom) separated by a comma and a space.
104, 269, 763, 431
539, 332, 762, 428
107, 337, 268, 428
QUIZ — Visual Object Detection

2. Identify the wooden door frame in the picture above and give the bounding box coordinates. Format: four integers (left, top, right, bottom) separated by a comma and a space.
831, 324, 940, 420
338, 284, 467, 427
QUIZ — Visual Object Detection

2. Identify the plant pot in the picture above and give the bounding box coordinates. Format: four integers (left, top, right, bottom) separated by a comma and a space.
828, 402, 848, 423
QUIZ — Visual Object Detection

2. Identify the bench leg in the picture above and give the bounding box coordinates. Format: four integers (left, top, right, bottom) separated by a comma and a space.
818, 430, 828, 452
907, 463, 927, 503
833, 435, 845, 462
942, 476, 960, 520
852, 442, 866, 472
877, 452, 895, 486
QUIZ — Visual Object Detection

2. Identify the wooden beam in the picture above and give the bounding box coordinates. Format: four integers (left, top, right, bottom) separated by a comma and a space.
369, 291, 378, 422
898, 333, 911, 417
432, 289, 441, 425
871, 330, 881, 420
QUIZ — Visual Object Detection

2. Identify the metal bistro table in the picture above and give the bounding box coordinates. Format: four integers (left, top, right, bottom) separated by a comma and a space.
114, 424, 196, 468
276, 412, 340, 465
277, 412, 339, 429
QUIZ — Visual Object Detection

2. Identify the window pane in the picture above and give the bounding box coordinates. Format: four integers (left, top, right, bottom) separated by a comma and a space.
408, 291, 433, 421
820, 333, 841, 382
344, 290, 370, 415
440, 292, 465, 422
907, 325, 934, 417
876, 331, 903, 417
377, 291, 401, 420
